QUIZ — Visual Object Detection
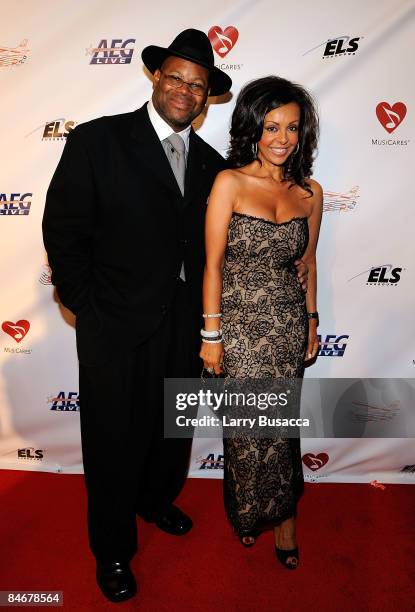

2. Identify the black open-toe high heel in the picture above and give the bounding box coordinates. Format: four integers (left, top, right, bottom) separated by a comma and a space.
239, 530, 260, 548
275, 545, 300, 569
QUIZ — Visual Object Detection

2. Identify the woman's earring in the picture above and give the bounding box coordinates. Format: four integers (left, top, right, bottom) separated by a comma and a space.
293, 142, 300, 155
252, 142, 258, 158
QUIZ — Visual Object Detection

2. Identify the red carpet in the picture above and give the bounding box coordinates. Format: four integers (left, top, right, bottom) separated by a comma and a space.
0, 470, 414, 611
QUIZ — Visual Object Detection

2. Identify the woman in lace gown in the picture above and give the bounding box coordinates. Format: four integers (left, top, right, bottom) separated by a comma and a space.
200, 76, 322, 569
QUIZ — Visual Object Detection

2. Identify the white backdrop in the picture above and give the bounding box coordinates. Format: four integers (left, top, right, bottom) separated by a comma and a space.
1, 0, 414, 484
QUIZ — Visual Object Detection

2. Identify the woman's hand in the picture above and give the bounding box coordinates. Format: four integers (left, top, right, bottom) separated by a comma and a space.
304, 319, 319, 362
200, 341, 224, 375
294, 258, 308, 292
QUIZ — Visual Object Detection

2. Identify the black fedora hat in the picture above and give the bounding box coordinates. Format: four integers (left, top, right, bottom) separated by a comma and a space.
142, 28, 232, 96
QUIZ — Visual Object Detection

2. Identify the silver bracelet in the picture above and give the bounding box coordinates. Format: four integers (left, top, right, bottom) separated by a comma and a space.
202, 313, 222, 319
201, 337, 223, 344
200, 328, 222, 339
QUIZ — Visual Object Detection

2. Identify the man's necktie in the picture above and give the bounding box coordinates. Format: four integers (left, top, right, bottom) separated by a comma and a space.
162, 133, 186, 281
162, 133, 186, 196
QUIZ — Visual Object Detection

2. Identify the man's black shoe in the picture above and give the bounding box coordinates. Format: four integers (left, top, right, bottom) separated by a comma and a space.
155, 505, 193, 536
96, 560, 137, 603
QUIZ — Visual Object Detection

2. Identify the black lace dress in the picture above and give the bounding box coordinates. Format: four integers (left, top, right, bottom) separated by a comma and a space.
221, 212, 309, 536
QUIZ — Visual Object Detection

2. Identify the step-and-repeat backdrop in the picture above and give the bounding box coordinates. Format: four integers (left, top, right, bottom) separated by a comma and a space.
1, 0, 414, 484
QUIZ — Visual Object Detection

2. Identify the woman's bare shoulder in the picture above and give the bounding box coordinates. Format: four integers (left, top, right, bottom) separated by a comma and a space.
212, 168, 245, 193
305, 178, 323, 199
214, 168, 245, 182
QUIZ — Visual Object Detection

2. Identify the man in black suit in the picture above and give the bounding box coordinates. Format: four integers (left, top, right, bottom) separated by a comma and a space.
42, 29, 232, 603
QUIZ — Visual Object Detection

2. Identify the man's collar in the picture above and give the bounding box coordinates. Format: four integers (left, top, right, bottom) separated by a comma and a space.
147, 99, 191, 153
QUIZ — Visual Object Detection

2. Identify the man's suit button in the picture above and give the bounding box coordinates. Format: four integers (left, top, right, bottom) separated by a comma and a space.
180, 238, 188, 245
161, 304, 168, 314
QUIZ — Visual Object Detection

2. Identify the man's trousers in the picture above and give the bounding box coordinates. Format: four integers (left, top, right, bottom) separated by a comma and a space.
79, 280, 199, 561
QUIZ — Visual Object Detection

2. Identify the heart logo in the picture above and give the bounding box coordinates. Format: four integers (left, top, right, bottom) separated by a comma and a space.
208, 26, 239, 58
302, 452, 329, 471
2, 320, 30, 343
376, 102, 407, 134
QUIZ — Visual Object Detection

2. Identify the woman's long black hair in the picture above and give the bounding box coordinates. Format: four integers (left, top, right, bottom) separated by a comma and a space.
227, 76, 319, 194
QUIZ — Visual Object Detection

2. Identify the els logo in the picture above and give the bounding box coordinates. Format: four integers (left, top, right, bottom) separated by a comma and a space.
2, 320, 30, 343
323, 36, 360, 58
348, 264, 404, 286
0, 192, 32, 216
48, 391, 80, 411
87, 39, 136, 64
197, 453, 224, 469
302, 453, 329, 471
318, 334, 349, 357
303, 35, 361, 59
42, 119, 76, 141
18, 447, 44, 461
366, 266, 402, 285
208, 26, 239, 58
376, 102, 407, 134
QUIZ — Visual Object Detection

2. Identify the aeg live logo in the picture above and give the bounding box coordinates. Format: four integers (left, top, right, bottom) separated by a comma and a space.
0, 193, 32, 216
197, 453, 224, 470
318, 334, 349, 357
86, 39, 136, 64
48, 391, 80, 411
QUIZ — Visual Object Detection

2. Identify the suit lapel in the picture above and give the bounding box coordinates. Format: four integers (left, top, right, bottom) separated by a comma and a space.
183, 129, 206, 209
130, 104, 183, 201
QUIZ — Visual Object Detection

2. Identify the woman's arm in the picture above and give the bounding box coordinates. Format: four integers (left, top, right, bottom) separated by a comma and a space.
200, 170, 237, 374
301, 179, 323, 361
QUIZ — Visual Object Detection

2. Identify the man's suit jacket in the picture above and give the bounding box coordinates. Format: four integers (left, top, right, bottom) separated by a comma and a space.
42, 103, 227, 366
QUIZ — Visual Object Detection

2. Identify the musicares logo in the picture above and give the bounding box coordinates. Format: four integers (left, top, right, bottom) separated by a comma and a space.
2, 320, 30, 343
376, 102, 407, 133
208, 26, 239, 58
302, 453, 329, 471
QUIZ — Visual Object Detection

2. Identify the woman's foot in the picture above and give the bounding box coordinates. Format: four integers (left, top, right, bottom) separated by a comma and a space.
239, 529, 260, 547
274, 517, 299, 569
241, 535, 256, 547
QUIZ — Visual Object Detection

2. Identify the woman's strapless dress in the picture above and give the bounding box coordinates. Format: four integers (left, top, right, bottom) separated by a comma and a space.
221, 212, 309, 535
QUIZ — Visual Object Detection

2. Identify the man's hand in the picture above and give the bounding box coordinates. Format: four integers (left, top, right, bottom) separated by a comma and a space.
294, 258, 308, 292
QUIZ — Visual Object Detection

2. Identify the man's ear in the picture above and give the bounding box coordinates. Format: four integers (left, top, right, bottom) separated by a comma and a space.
153, 68, 161, 84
